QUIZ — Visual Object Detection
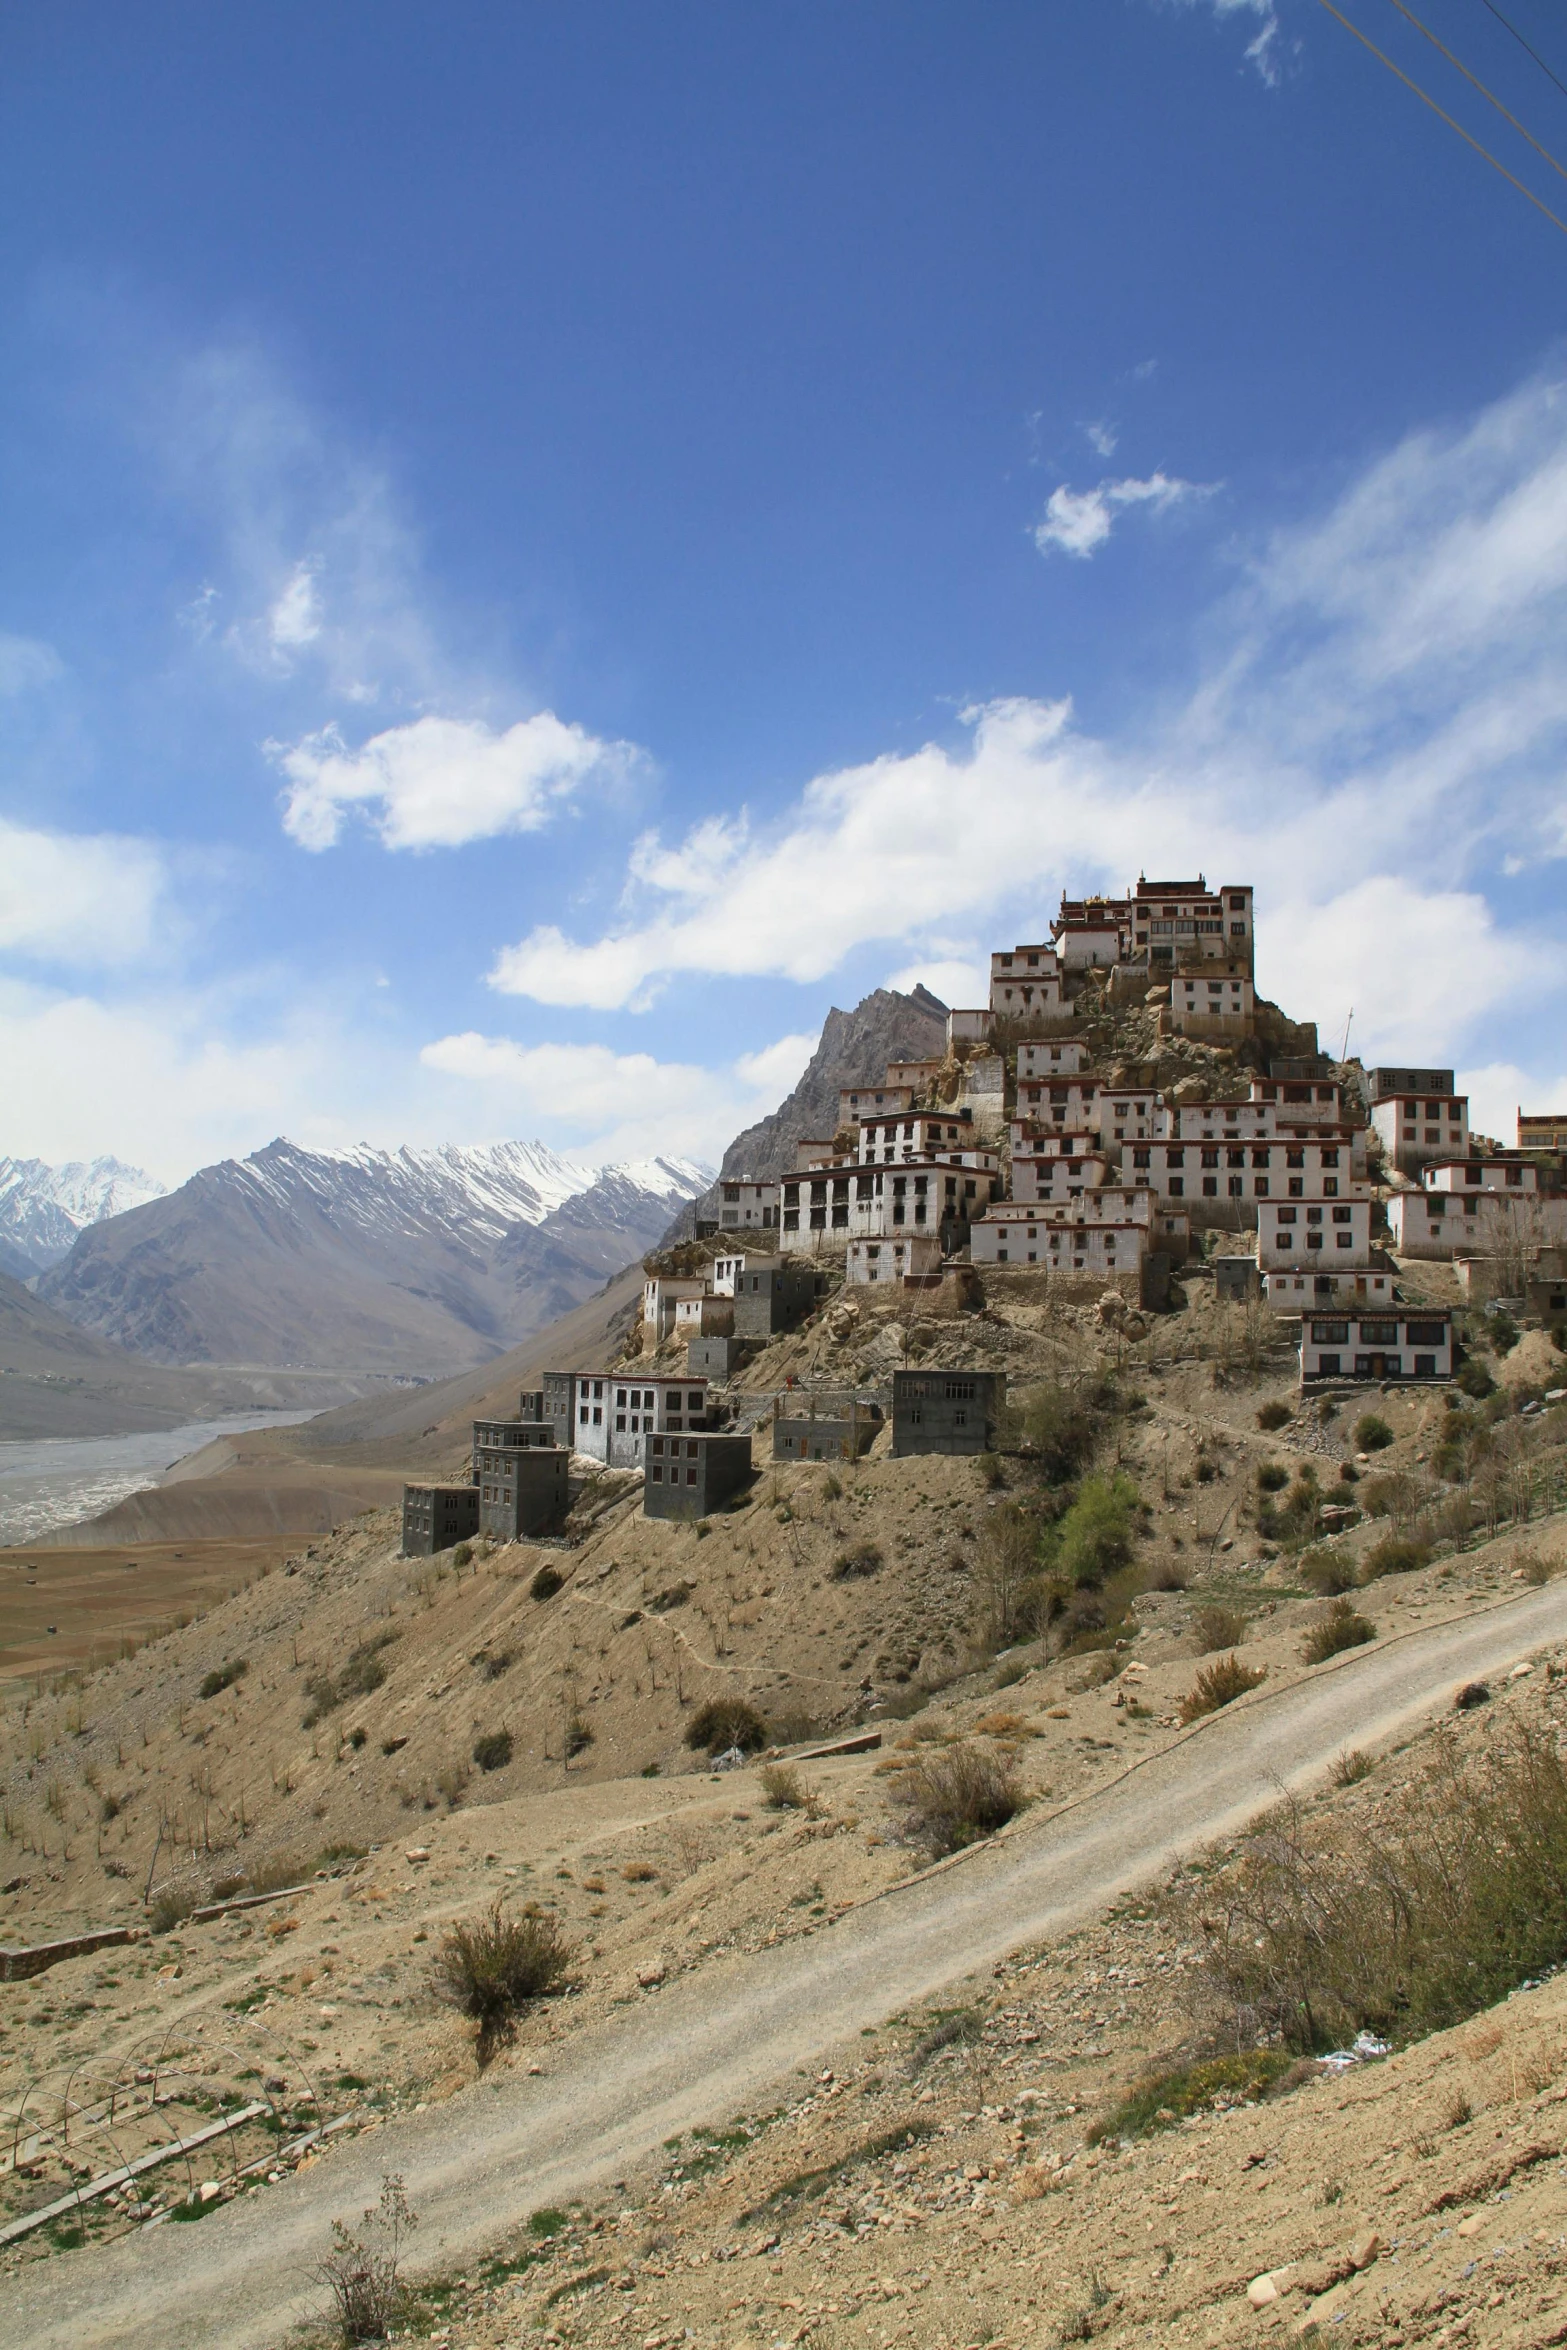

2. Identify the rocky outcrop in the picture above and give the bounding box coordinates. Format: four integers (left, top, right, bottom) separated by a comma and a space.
721, 985, 950, 1182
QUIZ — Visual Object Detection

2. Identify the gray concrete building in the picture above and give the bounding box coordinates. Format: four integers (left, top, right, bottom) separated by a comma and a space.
401, 1483, 481, 1557
771, 1398, 883, 1462
475, 1443, 570, 1540
687, 1335, 753, 1378
643, 1431, 755, 1520
890, 1369, 1006, 1456
541, 1371, 579, 1449
471, 1417, 556, 1476
730, 1259, 818, 1340
1213, 1257, 1260, 1303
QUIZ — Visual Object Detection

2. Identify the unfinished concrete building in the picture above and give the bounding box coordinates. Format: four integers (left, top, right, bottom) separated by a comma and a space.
890, 1369, 1006, 1457
475, 1443, 570, 1540
643, 1431, 755, 1520
401, 1483, 481, 1557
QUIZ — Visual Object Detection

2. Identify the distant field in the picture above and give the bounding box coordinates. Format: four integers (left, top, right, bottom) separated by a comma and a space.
0, 1538, 301, 1685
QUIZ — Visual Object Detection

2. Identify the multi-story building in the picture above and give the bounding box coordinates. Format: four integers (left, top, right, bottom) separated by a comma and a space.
1123, 1136, 1363, 1220
838, 1082, 915, 1125
1520, 1109, 1567, 1152
851, 1112, 989, 1164
711, 1179, 780, 1232
1369, 1066, 1454, 1101
1015, 1076, 1102, 1131
1370, 1090, 1470, 1176
891, 1369, 1006, 1456
401, 1483, 480, 1557
1386, 1162, 1567, 1259
643, 1431, 754, 1520
988, 945, 1064, 1018
475, 1444, 570, 1540
844, 1234, 944, 1285
1300, 1306, 1453, 1384
971, 1190, 1190, 1260
777, 1161, 1001, 1249
1264, 1264, 1398, 1311
642, 1274, 711, 1346
1168, 964, 1255, 1035
1017, 1038, 1089, 1081
571, 1374, 713, 1470
969, 1212, 1146, 1279
1010, 1149, 1112, 1203
1248, 1077, 1352, 1129
1257, 1195, 1374, 1271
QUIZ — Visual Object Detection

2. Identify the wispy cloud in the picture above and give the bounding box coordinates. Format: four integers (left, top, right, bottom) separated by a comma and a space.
483, 371, 1567, 1088
274, 712, 637, 852
1083, 420, 1119, 459
1034, 470, 1209, 559
0, 820, 169, 969
419, 1028, 809, 1166
0, 635, 63, 696
1174, 0, 1282, 84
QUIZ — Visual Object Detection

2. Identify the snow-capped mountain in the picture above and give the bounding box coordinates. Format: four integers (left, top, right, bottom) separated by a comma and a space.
38, 1137, 710, 1375
0, 1155, 167, 1278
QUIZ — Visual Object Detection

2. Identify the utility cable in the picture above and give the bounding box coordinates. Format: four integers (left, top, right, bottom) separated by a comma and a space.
1384, 0, 1567, 181
1473, 0, 1567, 108
1315, 0, 1567, 238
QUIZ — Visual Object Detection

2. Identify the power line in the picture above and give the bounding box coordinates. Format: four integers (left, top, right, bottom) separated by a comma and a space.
1384, 0, 1567, 182
1473, 0, 1567, 108
1315, 0, 1567, 238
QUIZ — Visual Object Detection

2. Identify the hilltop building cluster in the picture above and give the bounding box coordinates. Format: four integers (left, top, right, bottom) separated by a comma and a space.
402, 871, 1567, 1551
663, 874, 1567, 1390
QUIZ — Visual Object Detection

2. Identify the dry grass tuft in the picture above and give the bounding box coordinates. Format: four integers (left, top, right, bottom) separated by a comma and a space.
1178, 1654, 1266, 1723
431, 1903, 574, 2065
888, 1741, 1023, 1857
1302, 1599, 1376, 1665
1191, 1605, 1248, 1655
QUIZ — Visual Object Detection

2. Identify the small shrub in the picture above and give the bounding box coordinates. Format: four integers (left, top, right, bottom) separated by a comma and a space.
1354, 1414, 1394, 1453
1088, 2048, 1297, 2142
1330, 1749, 1374, 1787
1457, 1360, 1496, 1400
621, 1860, 657, 1882
1360, 1533, 1430, 1580
1256, 1401, 1293, 1432
1515, 1547, 1559, 1588
1015, 1380, 1097, 1481
1298, 1547, 1358, 1597
759, 1762, 812, 1811
1192, 1605, 1247, 1655
451, 1541, 473, 1568
247, 1849, 309, 1895
1056, 1471, 1140, 1588
472, 1730, 513, 1772
199, 1658, 248, 1699
1141, 1560, 1188, 1593
1302, 1599, 1375, 1665
476, 1646, 517, 1680
830, 1539, 883, 1580
977, 1452, 1006, 1490
348, 1726, 367, 1750
316, 2173, 417, 2344
530, 1566, 564, 1602
889, 1742, 1022, 1857
1338, 1460, 1360, 1485
432, 1904, 574, 2062
564, 1713, 594, 1758
685, 1698, 767, 1754
1453, 1680, 1491, 1711
1178, 1654, 1266, 1723
148, 1885, 196, 1933
908, 2007, 983, 2067
1256, 1463, 1289, 1493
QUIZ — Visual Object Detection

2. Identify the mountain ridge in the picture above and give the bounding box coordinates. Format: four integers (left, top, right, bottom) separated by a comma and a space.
0, 1154, 166, 1278
38, 1137, 709, 1377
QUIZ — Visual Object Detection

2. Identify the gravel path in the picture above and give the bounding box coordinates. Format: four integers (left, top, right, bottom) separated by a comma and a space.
9, 1579, 1567, 2350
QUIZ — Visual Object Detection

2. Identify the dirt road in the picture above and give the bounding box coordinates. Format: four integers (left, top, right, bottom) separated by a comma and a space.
8, 1579, 1565, 2350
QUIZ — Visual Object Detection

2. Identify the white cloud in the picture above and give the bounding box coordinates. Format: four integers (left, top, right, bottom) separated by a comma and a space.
419, 1030, 801, 1166
885, 957, 987, 1008
482, 371, 1567, 1090
0, 820, 168, 969
1173, 0, 1280, 83
274, 712, 634, 852
0, 980, 332, 1183
1083, 420, 1119, 459
0, 634, 63, 695
734, 1031, 818, 1097
1034, 470, 1207, 559
267, 559, 322, 652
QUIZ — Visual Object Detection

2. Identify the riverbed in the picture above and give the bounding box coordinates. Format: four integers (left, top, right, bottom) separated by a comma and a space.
0, 1412, 321, 1547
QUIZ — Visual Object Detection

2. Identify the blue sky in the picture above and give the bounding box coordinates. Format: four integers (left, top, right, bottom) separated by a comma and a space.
4, 0, 1567, 1182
